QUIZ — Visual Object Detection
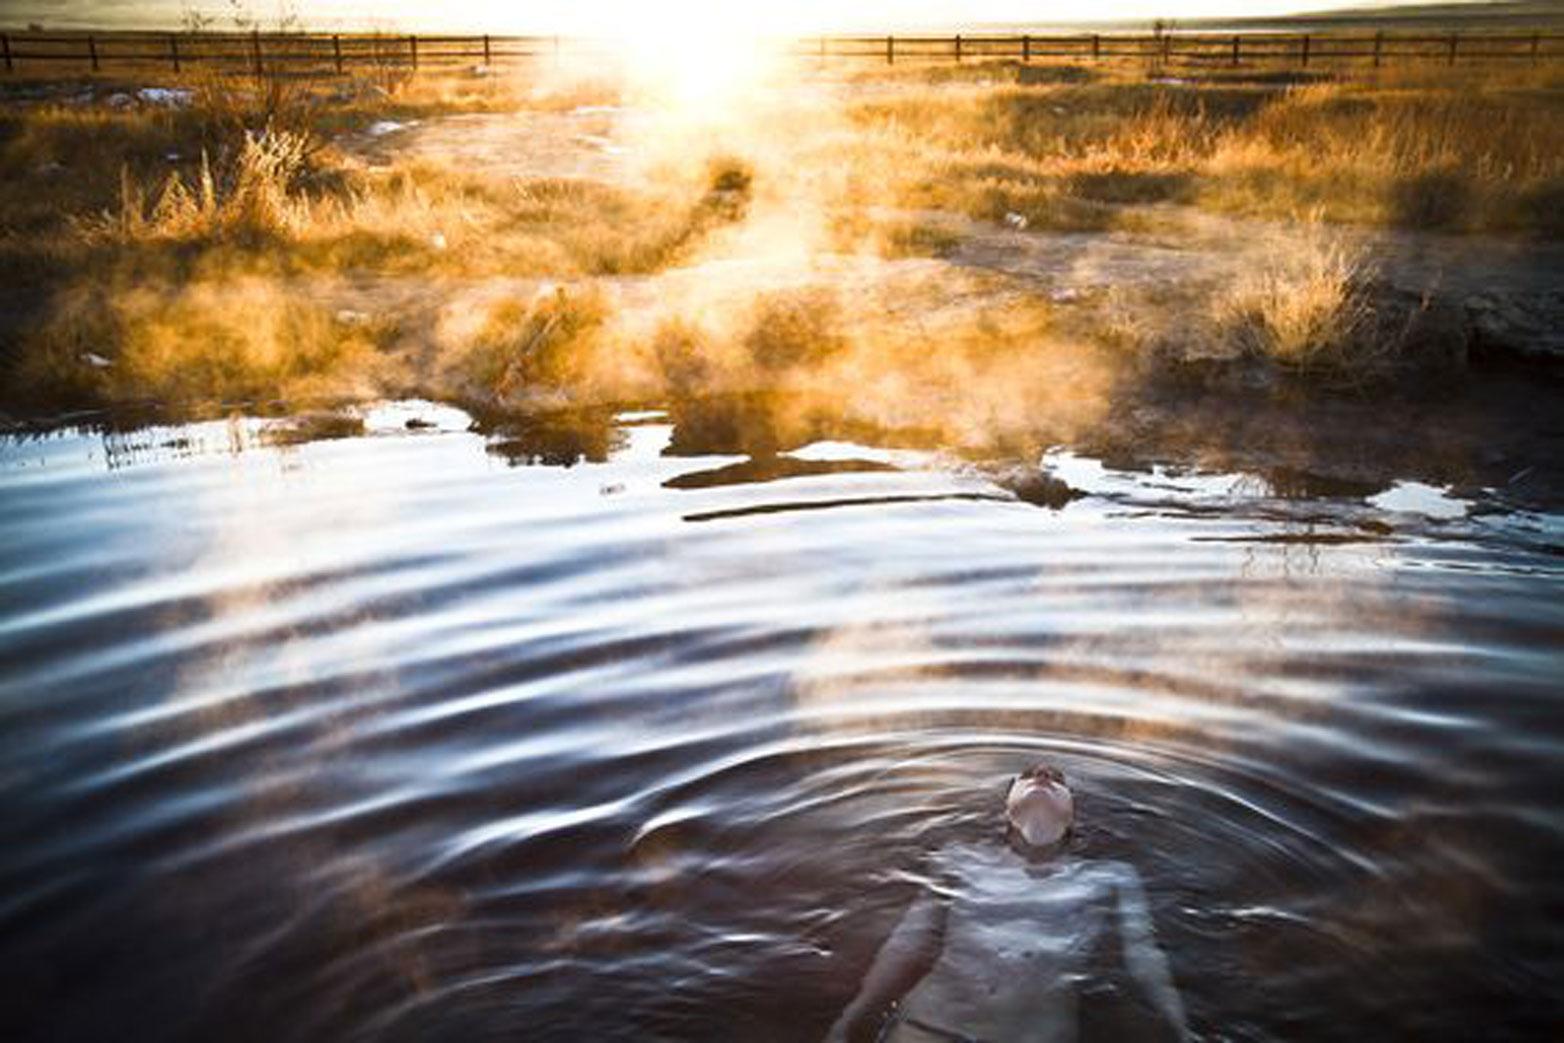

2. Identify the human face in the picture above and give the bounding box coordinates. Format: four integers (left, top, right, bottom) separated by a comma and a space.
1005, 764, 1074, 850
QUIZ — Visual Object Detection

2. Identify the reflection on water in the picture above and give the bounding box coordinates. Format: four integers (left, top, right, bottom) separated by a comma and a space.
0, 400, 1560, 1042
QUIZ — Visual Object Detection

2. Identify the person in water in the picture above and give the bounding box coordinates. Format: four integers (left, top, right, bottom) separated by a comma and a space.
826, 763, 1188, 1043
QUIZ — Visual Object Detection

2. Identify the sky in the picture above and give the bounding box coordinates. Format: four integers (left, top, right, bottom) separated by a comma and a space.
0, 0, 1499, 32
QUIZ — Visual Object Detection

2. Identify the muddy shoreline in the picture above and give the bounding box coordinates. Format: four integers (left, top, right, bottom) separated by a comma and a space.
6, 350, 1560, 521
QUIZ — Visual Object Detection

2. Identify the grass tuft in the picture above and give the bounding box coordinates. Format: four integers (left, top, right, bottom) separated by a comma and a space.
446, 287, 613, 402
89, 127, 318, 243
1215, 236, 1379, 374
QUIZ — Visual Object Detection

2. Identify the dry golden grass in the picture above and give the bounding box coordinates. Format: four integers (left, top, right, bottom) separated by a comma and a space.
0, 76, 759, 409
49, 128, 741, 278
1214, 235, 1379, 373
90, 128, 317, 242
840, 64, 1564, 233
17, 273, 391, 407
443, 286, 614, 403
3, 58, 1557, 416
1200, 82, 1563, 231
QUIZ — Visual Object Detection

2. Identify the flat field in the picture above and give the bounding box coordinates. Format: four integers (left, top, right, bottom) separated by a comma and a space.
0, 48, 1559, 481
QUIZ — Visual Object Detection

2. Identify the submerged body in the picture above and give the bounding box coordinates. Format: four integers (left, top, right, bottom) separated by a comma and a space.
829, 767, 1186, 1043
878, 843, 1186, 1043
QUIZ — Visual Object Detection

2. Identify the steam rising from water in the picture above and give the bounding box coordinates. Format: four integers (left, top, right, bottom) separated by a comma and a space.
418, 59, 1130, 450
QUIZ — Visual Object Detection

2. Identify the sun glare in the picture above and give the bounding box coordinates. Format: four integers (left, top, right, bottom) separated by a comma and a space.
586, 2, 798, 116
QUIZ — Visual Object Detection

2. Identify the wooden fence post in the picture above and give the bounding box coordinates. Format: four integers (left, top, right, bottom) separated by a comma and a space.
251, 29, 263, 77
332, 33, 343, 74
1022, 33, 1030, 62
1373, 30, 1383, 68
954, 34, 962, 62
409, 34, 418, 70
1162, 32, 1171, 65
483, 33, 491, 65
1231, 34, 1241, 67
1, 33, 10, 74
1301, 33, 1310, 68
169, 34, 180, 72
886, 35, 894, 65
1091, 34, 1100, 61
88, 34, 100, 72
1447, 32, 1458, 65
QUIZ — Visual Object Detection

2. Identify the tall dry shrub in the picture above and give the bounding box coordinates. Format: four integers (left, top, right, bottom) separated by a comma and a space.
94, 128, 318, 242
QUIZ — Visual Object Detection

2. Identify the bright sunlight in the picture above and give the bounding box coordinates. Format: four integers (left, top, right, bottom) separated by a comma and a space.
581, 2, 801, 114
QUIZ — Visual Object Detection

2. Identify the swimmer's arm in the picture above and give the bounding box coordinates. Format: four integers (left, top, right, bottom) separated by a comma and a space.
825, 889, 949, 1043
1110, 869, 1190, 1040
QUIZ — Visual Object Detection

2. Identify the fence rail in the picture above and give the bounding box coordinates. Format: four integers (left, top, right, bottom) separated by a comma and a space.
0, 28, 1561, 76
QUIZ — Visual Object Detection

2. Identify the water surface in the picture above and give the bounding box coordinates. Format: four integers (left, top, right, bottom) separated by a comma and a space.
1, 400, 1560, 1041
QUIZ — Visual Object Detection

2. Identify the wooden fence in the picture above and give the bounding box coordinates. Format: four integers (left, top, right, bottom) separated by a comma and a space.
1, 28, 1561, 77
818, 30, 1562, 68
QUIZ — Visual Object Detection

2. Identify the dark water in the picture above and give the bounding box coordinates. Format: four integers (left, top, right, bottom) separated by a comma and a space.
1, 399, 1560, 1042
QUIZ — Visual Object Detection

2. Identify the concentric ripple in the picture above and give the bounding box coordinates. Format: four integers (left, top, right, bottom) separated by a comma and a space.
0, 402, 1560, 1042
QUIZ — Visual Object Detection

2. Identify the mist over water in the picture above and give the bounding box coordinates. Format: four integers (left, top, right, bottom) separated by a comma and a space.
0, 400, 1561, 1041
